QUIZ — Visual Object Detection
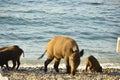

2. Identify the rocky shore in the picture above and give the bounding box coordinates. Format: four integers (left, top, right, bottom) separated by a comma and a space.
1, 66, 120, 80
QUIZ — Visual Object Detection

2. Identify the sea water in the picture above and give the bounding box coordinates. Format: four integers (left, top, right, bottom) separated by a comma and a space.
0, 0, 120, 68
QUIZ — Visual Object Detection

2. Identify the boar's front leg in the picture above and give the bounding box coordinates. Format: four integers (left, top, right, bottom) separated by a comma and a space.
64, 57, 71, 74
54, 58, 61, 72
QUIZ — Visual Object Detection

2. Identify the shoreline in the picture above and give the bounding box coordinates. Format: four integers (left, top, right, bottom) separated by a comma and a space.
1, 53, 119, 80
2, 60, 120, 80
19, 62, 120, 69
1, 66, 120, 80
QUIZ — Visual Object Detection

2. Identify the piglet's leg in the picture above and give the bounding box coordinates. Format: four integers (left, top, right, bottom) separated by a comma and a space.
85, 65, 88, 72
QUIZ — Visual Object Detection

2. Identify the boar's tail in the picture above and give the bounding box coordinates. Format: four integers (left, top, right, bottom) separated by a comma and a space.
23, 51, 25, 57
21, 49, 25, 57
19, 48, 25, 57
37, 50, 46, 60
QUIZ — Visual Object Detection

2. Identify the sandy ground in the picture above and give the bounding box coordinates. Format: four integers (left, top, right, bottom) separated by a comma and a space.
1, 66, 120, 80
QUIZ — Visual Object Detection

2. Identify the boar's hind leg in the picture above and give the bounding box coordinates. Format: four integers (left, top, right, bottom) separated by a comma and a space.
44, 58, 53, 72
5, 62, 10, 70
16, 58, 20, 70
11, 60, 16, 70
54, 58, 61, 72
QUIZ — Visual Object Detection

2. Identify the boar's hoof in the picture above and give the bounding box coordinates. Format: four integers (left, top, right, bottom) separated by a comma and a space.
54, 68, 59, 72
44, 68, 47, 72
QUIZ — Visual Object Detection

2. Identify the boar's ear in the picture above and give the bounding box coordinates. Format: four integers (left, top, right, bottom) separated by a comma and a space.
79, 49, 84, 57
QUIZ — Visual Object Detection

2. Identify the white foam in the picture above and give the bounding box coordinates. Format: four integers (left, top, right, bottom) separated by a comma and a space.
20, 63, 120, 69
21, 64, 42, 68
101, 63, 120, 69
116, 37, 120, 53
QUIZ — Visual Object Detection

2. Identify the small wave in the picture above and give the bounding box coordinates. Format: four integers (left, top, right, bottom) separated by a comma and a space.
0, 0, 19, 7
84, 2, 104, 5
0, 33, 18, 40
0, 16, 29, 25
44, 30, 62, 35
81, 0, 104, 5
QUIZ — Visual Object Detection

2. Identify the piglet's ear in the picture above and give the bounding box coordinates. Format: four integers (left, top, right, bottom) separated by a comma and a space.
79, 49, 84, 57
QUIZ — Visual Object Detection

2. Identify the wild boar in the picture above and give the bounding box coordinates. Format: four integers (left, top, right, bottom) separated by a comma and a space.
0, 45, 24, 70
85, 55, 102, 73
38, 36, 84, 75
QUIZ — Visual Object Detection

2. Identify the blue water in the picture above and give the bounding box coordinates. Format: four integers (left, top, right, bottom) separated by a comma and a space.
0, 0, 120, 65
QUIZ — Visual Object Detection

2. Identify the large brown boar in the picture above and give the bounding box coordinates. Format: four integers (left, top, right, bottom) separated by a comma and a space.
38, 36, 84, 75
85, 55, 102, 73
0, 45, 24, 70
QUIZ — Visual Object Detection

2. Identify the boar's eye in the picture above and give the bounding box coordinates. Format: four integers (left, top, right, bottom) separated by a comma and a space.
73, 50, 79, 53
